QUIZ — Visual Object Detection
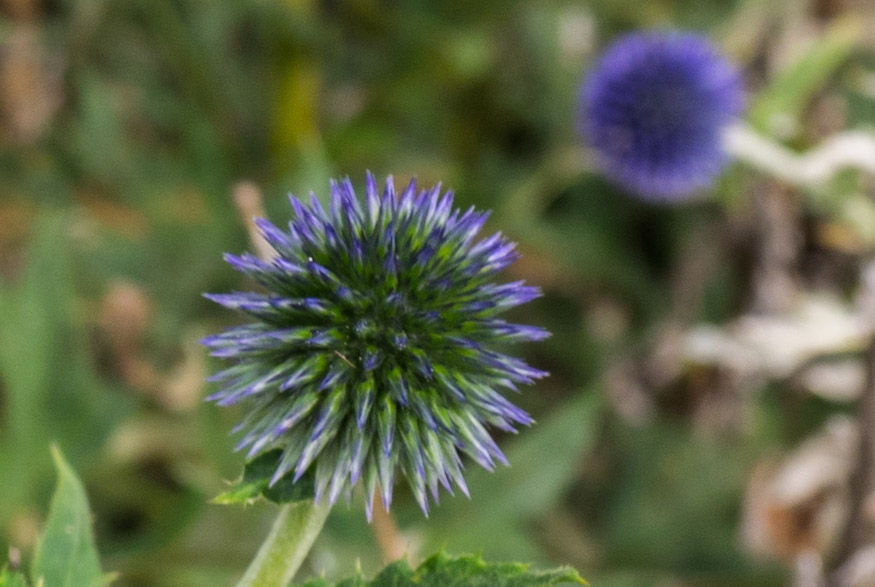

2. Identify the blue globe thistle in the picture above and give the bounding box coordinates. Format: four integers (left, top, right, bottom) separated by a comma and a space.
203, 174, 548, 518
579, 31, 743, 200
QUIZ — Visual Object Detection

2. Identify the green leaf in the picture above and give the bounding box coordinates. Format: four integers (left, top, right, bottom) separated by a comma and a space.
0, 567, 28, 587
213, 449, 315, 505
0, 213, 125, 526
299, 551, 586, 587
424, 390, 604, 561
749, 16, 861, 135
31, 446, 103, 587
0, 215, 69, 512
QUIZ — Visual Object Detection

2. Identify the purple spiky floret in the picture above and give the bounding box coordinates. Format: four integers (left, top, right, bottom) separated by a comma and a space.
579, 31, 744, 201
203, 173, 549, 518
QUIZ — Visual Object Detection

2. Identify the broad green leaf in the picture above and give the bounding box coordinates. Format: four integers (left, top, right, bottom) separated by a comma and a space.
0, 215, 69, 512
213, 449, 315, 505
749, 16, 861, 135
299, 551, 585, 587
31, 447, 103, 587
424, 390, 604, 561
0, 213, 125, 527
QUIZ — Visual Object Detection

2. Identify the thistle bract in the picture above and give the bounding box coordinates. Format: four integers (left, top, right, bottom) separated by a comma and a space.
203, 174, 548, 518
580, 31, 743, 200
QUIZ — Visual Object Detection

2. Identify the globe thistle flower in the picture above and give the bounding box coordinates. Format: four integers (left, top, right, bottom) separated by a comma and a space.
579, 31, 744, 201
203, 174, 548, 518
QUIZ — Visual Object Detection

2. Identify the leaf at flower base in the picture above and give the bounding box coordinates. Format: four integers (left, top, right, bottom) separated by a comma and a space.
212, 449, 315, 505
31, 446, 103, 587
299, 551, 586, 587
0, 567, 28, 587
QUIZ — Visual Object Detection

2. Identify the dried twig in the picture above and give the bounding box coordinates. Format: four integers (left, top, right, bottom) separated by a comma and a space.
829, 336, 875, 580
751, 182, 801, 313
827, 264, 875, 584
232, 181, 275, 262
371, 495, 409, 563
724, 124, 875, 187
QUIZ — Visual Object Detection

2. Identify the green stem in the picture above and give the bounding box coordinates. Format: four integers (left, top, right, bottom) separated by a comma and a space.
236, 500, 332, 587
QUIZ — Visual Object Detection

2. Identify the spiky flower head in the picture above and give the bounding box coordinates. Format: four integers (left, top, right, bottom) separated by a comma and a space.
203, 174, 548, 518
579, 31, 744, 201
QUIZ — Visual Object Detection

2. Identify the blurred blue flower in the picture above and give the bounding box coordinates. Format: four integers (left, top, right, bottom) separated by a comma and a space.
580, 31, 743, 200
203, 174, 548, 518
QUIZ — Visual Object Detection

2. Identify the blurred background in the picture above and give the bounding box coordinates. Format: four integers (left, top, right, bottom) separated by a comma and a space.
2, 0, 875, 585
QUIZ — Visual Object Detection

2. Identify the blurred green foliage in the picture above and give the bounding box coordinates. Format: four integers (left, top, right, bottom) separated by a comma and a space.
1, 0, 873, 585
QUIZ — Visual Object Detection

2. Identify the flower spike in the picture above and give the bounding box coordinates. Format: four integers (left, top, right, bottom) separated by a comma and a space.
580, 31, 744, 200
204, 175, 548, 517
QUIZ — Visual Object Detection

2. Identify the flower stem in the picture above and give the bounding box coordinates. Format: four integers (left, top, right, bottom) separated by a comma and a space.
236, 500, 331, 587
